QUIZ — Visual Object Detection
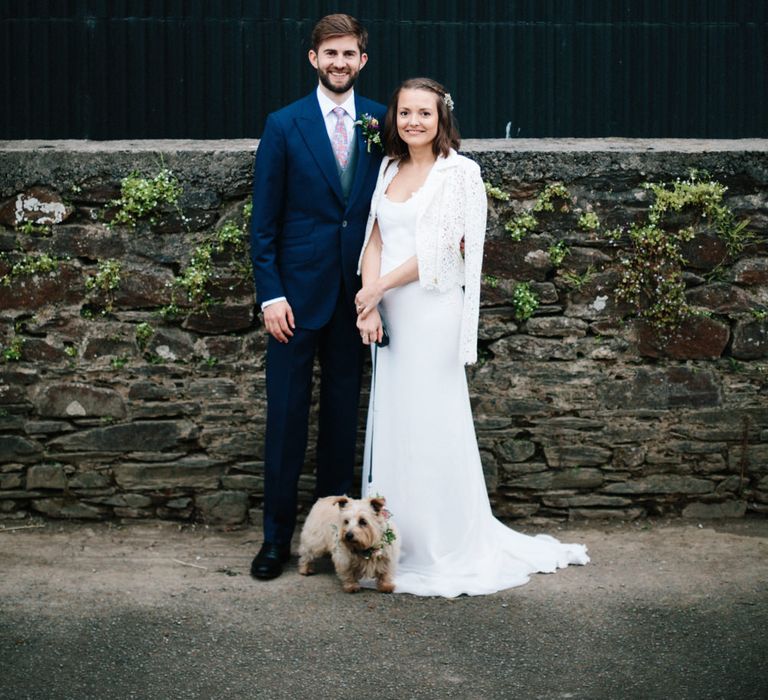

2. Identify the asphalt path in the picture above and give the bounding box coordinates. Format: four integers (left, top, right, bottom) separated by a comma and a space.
1, 518, 766, 700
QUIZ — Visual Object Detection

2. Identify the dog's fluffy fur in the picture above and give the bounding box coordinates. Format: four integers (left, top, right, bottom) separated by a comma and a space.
298, 496, 400, 593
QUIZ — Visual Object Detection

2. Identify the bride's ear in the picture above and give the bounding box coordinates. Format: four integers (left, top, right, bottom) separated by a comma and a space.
369, 497, 386, 513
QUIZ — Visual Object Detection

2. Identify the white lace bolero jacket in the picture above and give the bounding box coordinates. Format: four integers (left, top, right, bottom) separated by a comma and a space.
357, 149, 488, 365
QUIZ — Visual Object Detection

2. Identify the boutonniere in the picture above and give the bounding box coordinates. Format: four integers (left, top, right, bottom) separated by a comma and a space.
354, 113, 382, 153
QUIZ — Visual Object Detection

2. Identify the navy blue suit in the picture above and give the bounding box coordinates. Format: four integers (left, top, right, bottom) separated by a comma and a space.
250, 92, 386, 545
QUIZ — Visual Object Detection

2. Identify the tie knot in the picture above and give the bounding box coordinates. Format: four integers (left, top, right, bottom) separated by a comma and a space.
333, 107, 346, 120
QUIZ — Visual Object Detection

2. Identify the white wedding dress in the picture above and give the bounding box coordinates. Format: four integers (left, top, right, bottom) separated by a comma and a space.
362, 190, 589, 598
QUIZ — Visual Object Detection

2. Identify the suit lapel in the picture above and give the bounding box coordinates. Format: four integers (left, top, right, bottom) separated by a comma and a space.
294, 94, 344, 205
346, 95, 375, 211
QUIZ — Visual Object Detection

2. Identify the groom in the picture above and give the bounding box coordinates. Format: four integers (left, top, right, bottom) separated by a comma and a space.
249, 14, 386, 580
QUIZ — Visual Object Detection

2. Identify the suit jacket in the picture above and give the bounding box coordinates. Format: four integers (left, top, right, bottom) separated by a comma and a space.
250, 92, 386, 329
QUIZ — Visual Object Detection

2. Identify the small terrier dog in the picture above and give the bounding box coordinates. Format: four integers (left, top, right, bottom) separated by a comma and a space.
298, 495, 400, 593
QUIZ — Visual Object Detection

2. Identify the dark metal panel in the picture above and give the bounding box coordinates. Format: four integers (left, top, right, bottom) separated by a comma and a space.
1, 1, 766, 139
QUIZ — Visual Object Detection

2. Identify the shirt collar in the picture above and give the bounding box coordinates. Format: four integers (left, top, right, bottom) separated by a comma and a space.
316, 86, 356, 120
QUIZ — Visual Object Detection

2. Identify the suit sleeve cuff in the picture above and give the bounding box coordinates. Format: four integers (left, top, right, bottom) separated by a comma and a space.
261, 296, 287, 311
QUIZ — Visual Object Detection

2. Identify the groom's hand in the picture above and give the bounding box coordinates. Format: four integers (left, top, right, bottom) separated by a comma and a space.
263, 301, 295, 343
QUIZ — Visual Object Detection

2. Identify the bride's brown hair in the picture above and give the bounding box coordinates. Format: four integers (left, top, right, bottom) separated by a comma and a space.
383, 78, 460, 160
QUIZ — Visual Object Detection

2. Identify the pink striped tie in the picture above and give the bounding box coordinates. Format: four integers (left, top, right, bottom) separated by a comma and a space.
331, 107, 350, 168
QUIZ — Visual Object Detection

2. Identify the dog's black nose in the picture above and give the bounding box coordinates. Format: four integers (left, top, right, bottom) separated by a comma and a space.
344, 531, 354, 541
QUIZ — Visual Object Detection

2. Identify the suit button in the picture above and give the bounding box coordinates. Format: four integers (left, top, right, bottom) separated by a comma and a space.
342, 220, 348, 228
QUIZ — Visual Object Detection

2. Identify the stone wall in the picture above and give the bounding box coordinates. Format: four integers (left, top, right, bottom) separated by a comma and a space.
1, 139, 766, 526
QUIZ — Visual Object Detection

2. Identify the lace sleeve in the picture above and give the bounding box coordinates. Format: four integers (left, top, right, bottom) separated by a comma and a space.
458, 162, 488, 365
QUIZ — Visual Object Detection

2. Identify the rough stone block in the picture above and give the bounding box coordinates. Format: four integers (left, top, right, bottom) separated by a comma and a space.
494, 501, 540, 519
108, 266, 176, 309
634, 317, 730, 360
165, 497, 193, 509
35, 382, 126, 419
182, 302, 254, 334
114, 507, 155, 518
569, 507, 645, 520
478, 308, 518, 341
728, 444, 768, 473
79, 334, 135, 362
26, 464, 67, 490
195, 490, 249, 525
681, 500, 747, 519
731, 318, 768, 359
220, 474, 264, 491
483, 237, 552, 281
495, 439, 537, 463
0, 187, 73, 226
612, 446, 646, 470
525, 317, 589, 338
0, 473, 22, 489
189, 379, 238, 399
603, 475, 714, 495
564, 271, 631, 320
144, 327, 195, 362
543, 493, 632, 508
69, 471, 113, 490
500, 462, 549, 476
113, 456, 223, 490
686, 283, 755, 313
47, 225, 127, 260
50, 420, 197, 453
32, 498, 106, 520
679, 233, 728, 270
551, 468, 604, 489
601, 367, 721, 410
0, 435, 42, 461
544, 445, 612, 467
19, 338, 70, 363
128, 381, 176, 401
731, 257, 768, 285
91, 493, 153, 508
24, 421, 75, 435
0, 263, 83, 310
490, 335, 578, 361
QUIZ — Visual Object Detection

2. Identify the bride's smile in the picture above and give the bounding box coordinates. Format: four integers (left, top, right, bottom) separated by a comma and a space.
396, 88, 439, 147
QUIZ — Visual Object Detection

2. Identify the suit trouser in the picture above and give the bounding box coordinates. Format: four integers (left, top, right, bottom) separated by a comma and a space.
262, 292, 364, 545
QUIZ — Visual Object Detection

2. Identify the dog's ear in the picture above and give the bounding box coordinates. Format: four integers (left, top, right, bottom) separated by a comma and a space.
369, 497, 386, 514
333, 496, 349, 509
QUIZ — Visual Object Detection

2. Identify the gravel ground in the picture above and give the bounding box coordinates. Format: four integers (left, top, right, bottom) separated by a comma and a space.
1, 517, 766, 700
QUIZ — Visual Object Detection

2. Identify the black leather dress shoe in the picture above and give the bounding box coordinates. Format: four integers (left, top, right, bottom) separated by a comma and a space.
250, 542, 292, 580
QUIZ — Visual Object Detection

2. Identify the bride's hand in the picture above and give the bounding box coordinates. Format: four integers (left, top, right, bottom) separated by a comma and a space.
357, 308, 383, 345
355, 281, 384, 319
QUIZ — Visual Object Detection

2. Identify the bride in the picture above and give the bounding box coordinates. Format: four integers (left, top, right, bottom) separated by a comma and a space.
354, 77, 589, 597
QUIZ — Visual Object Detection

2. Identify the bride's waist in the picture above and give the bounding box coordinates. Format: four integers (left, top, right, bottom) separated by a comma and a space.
381, 252, 416, 275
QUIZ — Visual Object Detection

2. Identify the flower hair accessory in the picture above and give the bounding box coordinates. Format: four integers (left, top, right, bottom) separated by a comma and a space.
354, 113, 382, 152
443, 93, 454, 111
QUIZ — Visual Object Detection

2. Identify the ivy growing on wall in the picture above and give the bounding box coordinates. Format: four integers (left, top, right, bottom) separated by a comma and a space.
484, 171, 752, 339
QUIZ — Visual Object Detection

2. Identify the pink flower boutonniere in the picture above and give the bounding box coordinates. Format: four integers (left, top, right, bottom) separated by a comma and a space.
354, 113, 382, 153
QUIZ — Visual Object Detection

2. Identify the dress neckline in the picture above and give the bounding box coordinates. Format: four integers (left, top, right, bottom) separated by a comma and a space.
382, 187, 423, 204
383, 157, 439, 204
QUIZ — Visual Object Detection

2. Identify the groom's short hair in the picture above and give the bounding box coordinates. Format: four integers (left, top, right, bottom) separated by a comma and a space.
311, 14, 368, 54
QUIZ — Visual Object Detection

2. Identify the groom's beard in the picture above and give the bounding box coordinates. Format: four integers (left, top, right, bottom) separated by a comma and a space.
317, 66, 359, 94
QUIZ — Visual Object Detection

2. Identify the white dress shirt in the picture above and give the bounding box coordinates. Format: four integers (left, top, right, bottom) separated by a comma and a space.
316, 85, 357, 144
261, 87, 357, 312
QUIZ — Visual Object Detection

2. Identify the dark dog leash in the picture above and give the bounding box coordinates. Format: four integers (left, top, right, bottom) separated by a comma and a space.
367, 341, 377, 485
367, 324, 388, 485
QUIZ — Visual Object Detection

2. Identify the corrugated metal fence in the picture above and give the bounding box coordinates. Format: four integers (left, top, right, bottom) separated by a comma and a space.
1, 1, 766, 139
